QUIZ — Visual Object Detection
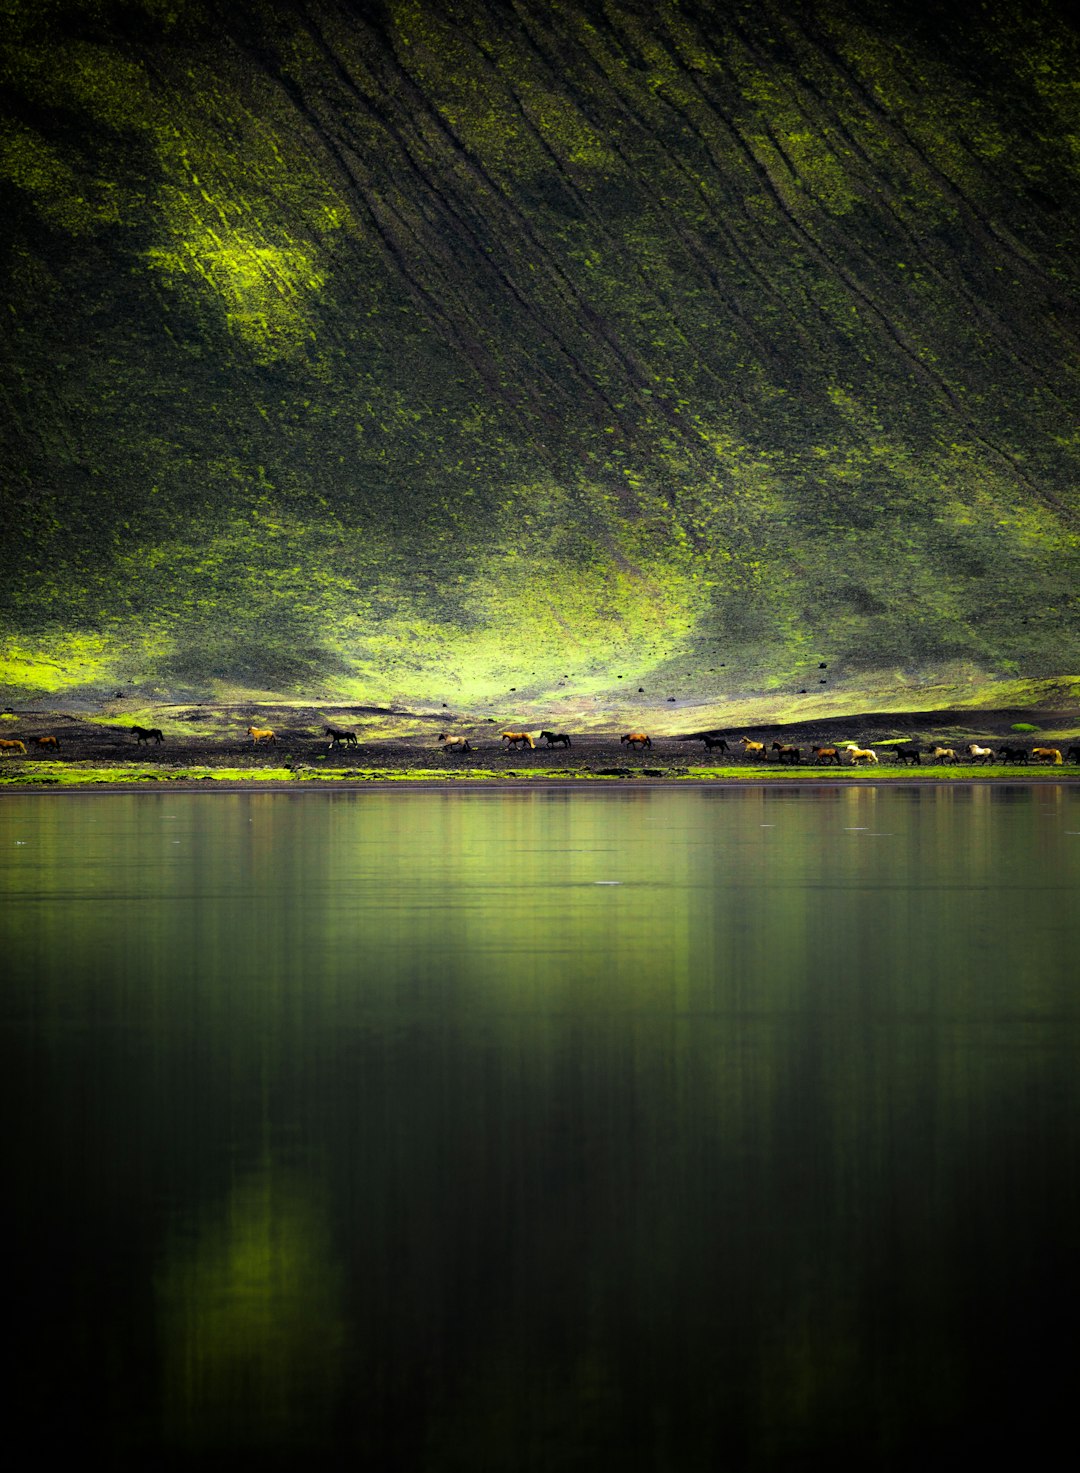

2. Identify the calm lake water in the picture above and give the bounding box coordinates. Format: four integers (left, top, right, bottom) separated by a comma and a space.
3, 784, 1080, 1470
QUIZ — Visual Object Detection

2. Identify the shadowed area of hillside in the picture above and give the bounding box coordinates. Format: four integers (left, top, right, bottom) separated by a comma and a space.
2, 0, 1079, 712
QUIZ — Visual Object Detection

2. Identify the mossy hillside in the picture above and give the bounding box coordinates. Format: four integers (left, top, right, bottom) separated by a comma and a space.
2, 1, 1079, 703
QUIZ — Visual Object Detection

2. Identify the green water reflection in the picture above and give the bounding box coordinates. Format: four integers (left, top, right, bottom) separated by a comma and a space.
2, 786, 1079, 1468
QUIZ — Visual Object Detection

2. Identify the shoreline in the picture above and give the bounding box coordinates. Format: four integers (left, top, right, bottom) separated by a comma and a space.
3, 700, 1077, 792
3, 772, 1079, 795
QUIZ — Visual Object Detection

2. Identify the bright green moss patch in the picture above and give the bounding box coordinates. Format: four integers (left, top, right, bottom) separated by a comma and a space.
0, 635, 115, 696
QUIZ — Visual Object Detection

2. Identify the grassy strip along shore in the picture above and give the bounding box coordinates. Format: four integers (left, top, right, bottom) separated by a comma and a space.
2, 762, 1079, 790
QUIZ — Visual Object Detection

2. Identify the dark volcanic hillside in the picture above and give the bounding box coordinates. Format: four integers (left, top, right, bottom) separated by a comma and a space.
2, 0, 1079, 712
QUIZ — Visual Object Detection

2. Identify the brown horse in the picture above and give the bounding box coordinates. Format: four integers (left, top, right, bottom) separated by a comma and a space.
501, 731, 535, 749
810, 745, 843, 765
771, 742, 801, 764
32, 735, 60, 751
1032, 747, 1063, 765
248, 726, 277, 745
621, 732, 652, 749
737, 737, 766, 760
0, 738, 27, 756
438, 734, 472, 752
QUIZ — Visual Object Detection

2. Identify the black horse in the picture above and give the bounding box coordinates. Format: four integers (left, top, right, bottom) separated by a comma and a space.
700, 736, 729, 752
132, 725, 164, 744
539, 730, 572, 747
1068, 746, 1080, 764
998, 745, 1028, 764
894, 746, 922, 765
324, 726, 358, 747
771, 742, 801, 764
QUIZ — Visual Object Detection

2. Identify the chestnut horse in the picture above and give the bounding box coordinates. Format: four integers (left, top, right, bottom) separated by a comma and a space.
0, 738, 27, 756
621, 732, 652, 749
810, 745, 842, 765
501, 731, 535, 749
248, 726, 277, 745
771, 742, 801, 764
32, 735, 60, 751
1032, 747, 1063, 765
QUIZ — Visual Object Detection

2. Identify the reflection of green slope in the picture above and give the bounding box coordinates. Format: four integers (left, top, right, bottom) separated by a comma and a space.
2, 1, 1079, 702
156, 1167, 345, 1455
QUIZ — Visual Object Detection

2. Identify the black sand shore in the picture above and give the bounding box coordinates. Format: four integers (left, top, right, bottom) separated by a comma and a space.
1, 703, 1078, 790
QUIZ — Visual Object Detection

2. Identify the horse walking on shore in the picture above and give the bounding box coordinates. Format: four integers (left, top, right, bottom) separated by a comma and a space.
1032, 747, 1063, 765
501, 731, 535, 749
810, 745, 842, 765
324, 726, 357, 748
847, 747, 879, 765
621, 732, 652, 749
438, 734, 472, 752
32, 735, 60, 751
736, 737, 766, 760
771, 742, 801, 764
0, 738, 27, 756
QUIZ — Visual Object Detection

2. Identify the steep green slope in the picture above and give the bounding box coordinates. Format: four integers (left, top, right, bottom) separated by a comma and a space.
2, 0, 1079, 710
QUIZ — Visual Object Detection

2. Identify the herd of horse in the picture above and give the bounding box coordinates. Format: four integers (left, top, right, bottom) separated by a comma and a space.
1, 725, 1078, 769
434, 732, 1079, 765
707, 738, 1076, 766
